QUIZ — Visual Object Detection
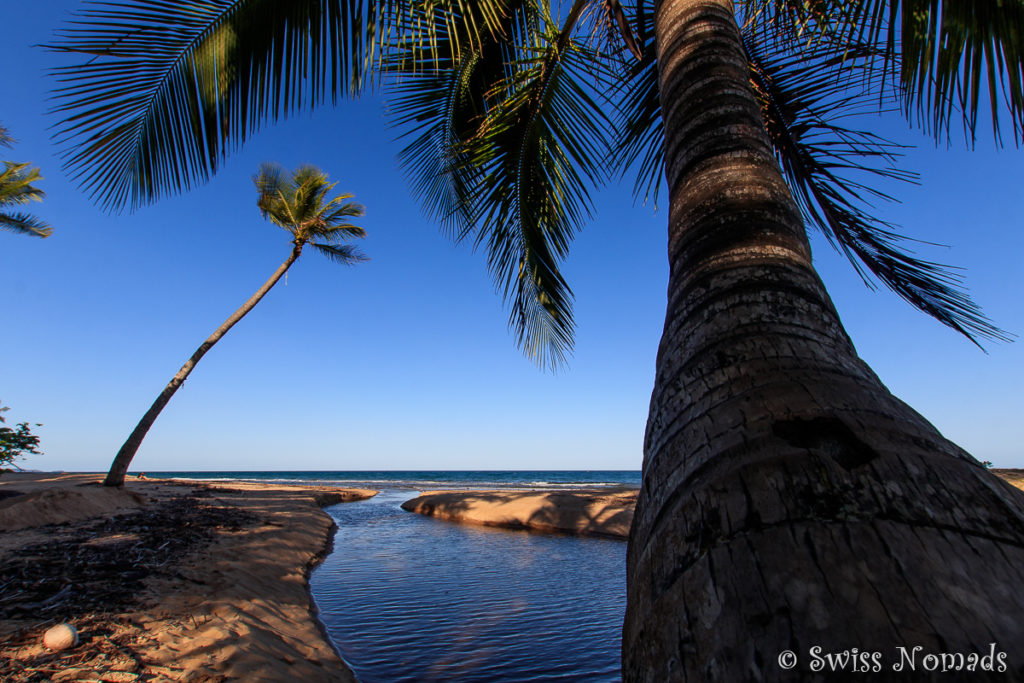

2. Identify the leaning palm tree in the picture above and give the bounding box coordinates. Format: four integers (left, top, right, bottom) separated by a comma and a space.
103, 163, 366, 487
0, 124, 52, 238
50, 1, 1024, 677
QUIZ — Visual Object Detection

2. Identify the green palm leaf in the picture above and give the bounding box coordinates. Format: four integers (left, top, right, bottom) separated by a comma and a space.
0, 162, 52, 238
48, 0, 514, 212
605, 3, 1006, 343
310, 242, 369, 264
604, 1, 661, 206
0, 163, 47, 205
746, 36, 1010, 343
390, 2, 612, 369
313, 219, 367, 242
254, 162, 366, 247
0, 212, 53, 238
49, 0, 383, 211
743, 0, 1024, 144
388, 2, 531, 239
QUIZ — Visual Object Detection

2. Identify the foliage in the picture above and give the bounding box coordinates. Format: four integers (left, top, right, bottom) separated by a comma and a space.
45, 0, 1023, 364
0, 124, 53, 238
0, 401, 43, 468
254, 162, 368, 263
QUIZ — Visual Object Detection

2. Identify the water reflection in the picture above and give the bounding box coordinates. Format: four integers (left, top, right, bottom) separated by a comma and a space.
310, 489, 624, 682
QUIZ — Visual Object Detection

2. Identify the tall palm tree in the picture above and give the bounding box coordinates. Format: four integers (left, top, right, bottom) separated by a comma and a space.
0, 124, 52, 238
103, 163, 366, 487
49, 1, 1024, 677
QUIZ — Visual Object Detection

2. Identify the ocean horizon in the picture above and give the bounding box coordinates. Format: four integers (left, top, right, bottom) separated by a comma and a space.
138, 470, 642, 490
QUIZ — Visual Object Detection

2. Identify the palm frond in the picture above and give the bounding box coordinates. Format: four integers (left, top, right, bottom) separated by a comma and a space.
292, 166, 336, 223
254, 161, 298, 230
0, 125, 13, 149
894, 0, 1024, 144
254, 162, 288, 208
254, 162, 366, 250
389, 50, 490, 238
387, 2, 610, 369
439, 9, 609, 368
742, 0, 1024, 145
0, 212, 53, 238
310, 242, 369, 265
0, 163, 47, 206
384, 0, 518, 70
747, 34, 1009, 343
48, 0, 517, 212
314, 209, 366, 241
387, 2, 531, 239
49, 0, 382, 211
603, 0, 662, 206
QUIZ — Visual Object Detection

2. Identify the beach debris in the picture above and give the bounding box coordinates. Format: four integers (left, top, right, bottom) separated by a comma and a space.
0, 490, 255, 621
0, 489, 256, 682
43, 623, 78, 650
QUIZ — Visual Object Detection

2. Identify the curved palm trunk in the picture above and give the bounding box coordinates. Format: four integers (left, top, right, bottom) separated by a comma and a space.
623, 1, 1024, 679
104, 242, 304, 487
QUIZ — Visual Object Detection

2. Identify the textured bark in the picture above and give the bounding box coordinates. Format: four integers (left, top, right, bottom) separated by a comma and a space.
104, 243, 304, 487
622, 1, 1024, 680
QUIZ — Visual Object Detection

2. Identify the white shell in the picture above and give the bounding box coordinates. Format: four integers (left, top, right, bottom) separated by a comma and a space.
43, 623, 78, 650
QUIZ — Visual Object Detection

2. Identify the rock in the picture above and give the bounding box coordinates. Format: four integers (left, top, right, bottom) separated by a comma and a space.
43, 623, 79, 650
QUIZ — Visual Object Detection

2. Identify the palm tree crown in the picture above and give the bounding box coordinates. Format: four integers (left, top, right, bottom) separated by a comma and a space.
0, 124, 52, 238
254, 162, 367, 265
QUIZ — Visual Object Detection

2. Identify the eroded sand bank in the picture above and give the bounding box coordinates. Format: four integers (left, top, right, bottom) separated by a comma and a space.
401, 488, 637, 539
0, 472, 375, 682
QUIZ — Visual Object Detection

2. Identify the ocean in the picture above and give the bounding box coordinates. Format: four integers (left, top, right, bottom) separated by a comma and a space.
149, 471, 637, 681
143, 470, 642, 490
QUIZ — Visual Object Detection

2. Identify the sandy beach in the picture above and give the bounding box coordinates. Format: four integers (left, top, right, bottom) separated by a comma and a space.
0, 472, 374, 682
401, 488, 637, 539
4, 468, 1020, 680
994, 468, 1024, 491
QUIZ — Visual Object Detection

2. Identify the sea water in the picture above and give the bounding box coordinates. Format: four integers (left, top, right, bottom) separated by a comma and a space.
147, 471, 636, 681
145, 470, 640, 490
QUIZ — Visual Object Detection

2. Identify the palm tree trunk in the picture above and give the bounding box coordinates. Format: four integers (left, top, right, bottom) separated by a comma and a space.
622, 1, 1024, 679
104, 242, 304, 487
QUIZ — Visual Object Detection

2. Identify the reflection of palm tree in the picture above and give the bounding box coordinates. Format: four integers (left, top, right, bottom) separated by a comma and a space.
0, 124, 51, 238
104, 164, 366, 487
51, 2, 1024, 675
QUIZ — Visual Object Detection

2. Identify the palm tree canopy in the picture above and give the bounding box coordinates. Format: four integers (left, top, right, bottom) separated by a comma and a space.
254, 162, 368, 266
1, 124, 53, 238
48, 0, 1022, 362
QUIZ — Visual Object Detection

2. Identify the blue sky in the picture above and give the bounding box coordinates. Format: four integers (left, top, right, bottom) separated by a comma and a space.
2, 2, 1022, 472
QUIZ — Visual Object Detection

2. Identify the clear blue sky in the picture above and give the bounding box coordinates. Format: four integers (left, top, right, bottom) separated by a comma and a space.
2, 2, 1022, 472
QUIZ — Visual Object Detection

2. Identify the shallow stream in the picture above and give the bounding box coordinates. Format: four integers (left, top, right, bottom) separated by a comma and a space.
310, 489, 626, 682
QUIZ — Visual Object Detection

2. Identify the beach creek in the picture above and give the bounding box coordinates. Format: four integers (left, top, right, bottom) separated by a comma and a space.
310, 488, 625, 682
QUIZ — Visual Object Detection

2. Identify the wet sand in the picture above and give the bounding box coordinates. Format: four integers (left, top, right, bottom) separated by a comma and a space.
0, 472, 375, 682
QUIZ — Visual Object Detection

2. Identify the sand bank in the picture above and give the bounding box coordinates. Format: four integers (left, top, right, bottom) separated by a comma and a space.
0, 472, 375, 682
995, 469, 1024, 491
404, 469, 1024, 540
401, 488, 637, 539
